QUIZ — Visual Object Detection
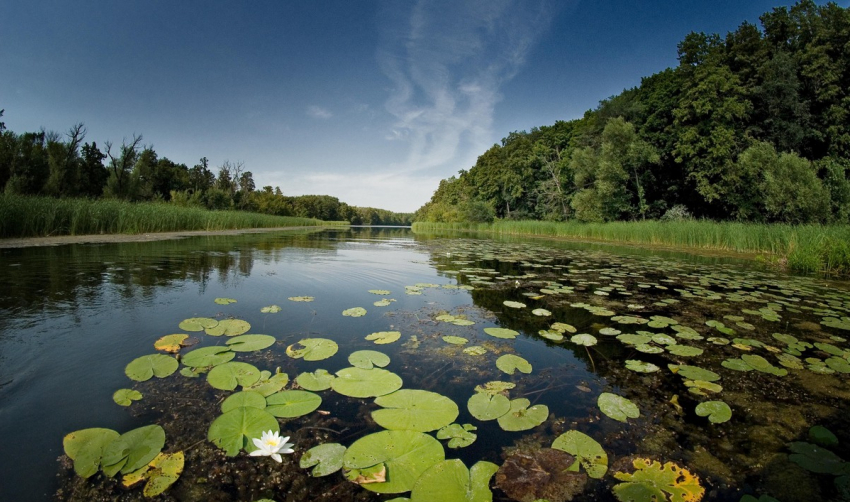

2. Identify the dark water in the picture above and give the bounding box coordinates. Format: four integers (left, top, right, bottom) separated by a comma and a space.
1, 227, 848, 501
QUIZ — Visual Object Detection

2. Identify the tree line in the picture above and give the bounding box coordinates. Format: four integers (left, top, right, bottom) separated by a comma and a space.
415, 1, 850, 225
0, 110, 412, 225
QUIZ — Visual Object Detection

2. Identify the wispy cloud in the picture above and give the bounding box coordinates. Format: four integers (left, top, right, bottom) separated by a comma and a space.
307, 105, 333, 119
377, 0, 555, 174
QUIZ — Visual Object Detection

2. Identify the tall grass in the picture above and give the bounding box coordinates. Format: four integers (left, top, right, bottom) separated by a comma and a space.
0, 194, 346, 238
412, 219, 850, 276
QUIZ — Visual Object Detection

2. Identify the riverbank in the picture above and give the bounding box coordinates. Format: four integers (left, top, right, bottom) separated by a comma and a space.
411, 220, 850, 276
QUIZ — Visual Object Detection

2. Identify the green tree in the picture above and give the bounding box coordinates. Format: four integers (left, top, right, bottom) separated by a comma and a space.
103, 135, 142, 199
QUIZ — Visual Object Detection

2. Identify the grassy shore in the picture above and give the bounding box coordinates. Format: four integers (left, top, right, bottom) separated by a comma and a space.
0, 194, 347, 238
412, 219, 850, 276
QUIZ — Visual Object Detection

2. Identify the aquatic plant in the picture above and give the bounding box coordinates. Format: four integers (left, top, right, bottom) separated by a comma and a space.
249, 430, 294, 463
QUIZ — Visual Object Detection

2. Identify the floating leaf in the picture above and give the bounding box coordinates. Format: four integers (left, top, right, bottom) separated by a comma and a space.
266, 390, 322, 418
410, 459, 498, 502
539, 330, 565, 341
214, 297, 237, 305
372, 389, 459, 432
496, 354, 532, 375
741, 354, 788, 376
467, 392, 511, 421
788, 442, 847, 474
366, 331, 402, 345
300, 443, 346, 477
463, 346, 488, 356
374, 299, 396, 307
207, 362, 261, 391
436, 424, 478, 449
226, 334, 276, 352
669, 365, 721, 382
695, 401, 732, 424
140, 451, 184, 497
809, 425, 839, 447
331, 367, 403, 398
667, 345, 704, 357
260, 305, 281, 313
205, 319, 251, 336
63, 428, 120, 478
181, 346, 235, 368
243, 371, 289, 396
221, 391, 267, 413
598, 393, 639, 423
343, 430, 445, 493
625, 360, 660, 373
721, 358, 753, 372
102, 425, 166, 477
612, 458, 704, 502
571, 334, 598, 346
442, 335, 468, 345
125, 354, 178, 382
474, 381, 516, 395
532, 308, 552, 317
497, 398, 548, 431
154, 334, 188, 353
552, 430, 608, 479
484, 327, 518, 339
207, 407, 279, 456
288, 296, 314, 302
179, 317, 218, 332
349, 350, 391, 369
113, 389, 142, 406
296, 369, 335, 391
342, 307, 367, 317
286, 338, 339, 361
552, 322, 577, 333
503, 301, 526, 309
369, 289, 391, 295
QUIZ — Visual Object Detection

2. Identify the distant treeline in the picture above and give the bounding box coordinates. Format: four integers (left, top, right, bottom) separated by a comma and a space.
0, 112, 412, 226
416, 0, 850, 225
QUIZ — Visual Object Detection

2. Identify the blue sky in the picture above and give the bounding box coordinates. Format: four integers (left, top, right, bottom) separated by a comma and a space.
2, 0, 846, 212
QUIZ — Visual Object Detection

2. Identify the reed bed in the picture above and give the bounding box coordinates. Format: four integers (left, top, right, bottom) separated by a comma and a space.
0, 194, 343, 238
412, 219, 850, 276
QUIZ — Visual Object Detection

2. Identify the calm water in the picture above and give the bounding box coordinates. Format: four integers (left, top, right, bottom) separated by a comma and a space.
1, 227, 848, 501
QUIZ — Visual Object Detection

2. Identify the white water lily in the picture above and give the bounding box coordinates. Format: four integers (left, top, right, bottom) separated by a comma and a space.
249, 430, 294, 462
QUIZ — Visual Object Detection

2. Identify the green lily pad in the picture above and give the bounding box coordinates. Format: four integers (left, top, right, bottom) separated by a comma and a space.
571, 334, 598, 346
809, 425, 839, 447
552, 322, 577, 333
532, 308, 552, 316
496, 354, 532, 375
102, 425, 166, 477
788, 441, 848, 474
474, 381, 516, 395
552, 430, 608, 479
214, 297, 237, 305
410, 459, 498, 502
288, 296, 315, 302
612, 458, 704, 502
672, 325, 703, 340
625, 360, 660, 373
600, 327, 622, 336
484, 327, 519, 339
372, 389, 459, 432
666, 345, 704, 357
349, 350, 391, 369
342, 307, 367, 317
669, 364, 721, 382
343, 430, 445, 493
221, 391, 267, 413
243, 372, 290, 396
331, 367, 403, 398
266, 390, 322, 418
286, 338, 339, 361
205, 319, 251, 336
539, 330, 565, 341
207, 407, 279, 456
685, 380, 723, 395
695, 401, 732, 423
443, 335, 468, 345
181, 346, 235, 368
366, 331, 402, 344
467, 392, 511, 421
598, 393, 639, 423
125, 354, 179, 382
179, 317, 218, 332
374, 299, 396, 307
63, 428, 120, 478
113, 389, 142, 406
463, 346, 488, 356
226, 334, 276, 352
295, 369, 335, 391
207, 362, 261, 391
260, 305, 281, 313
496, 398, 548, 431
721, 358, 754, 372
130, 450, 184, 497
652, 334, 676, 345
436, 424, 478, 449
618, 334, 652, 345
503, 301, 526, 309
369, 289, 391, 295
741, 354, 788, 376
300, 443, 346, 477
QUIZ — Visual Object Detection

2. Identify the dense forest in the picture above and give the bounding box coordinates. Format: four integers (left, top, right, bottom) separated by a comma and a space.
415, 1, 850, 225
0, 110, 412, 226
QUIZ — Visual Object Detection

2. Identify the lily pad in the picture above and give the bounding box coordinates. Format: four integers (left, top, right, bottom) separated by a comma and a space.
343, 430, 445, 493
467, 392, 511, 421
113, 389, 142, 406
369, 289, 391, 295
410, 459, 498, 502
154, 334, 188, 353
666, 345, 704, 357
63, 428, 120, 478
342, 307, 367, 317
788, 441, 847, 474
809, 425, 839, 447
266, 390, 322, 418
436, 424, 478, 449
552, 430, 608, 479
214, 297, 237, 305
288, 296, 315, 302
125, 451, 184, 497
503, 301, 526, 309
497, 398, 549, 431
331, 367, 403, 398
598, 393, 639, 423
496, 354, 532, 375
532, 308, 552, 316
695, 401, 732, 423
205, 319, 251, 337
286, 338, 339, 361
226, 334, 276, 352
669, 364, 721, 382
374, 299, 396, 307
260, 305, 281, 313
300, 443, 346, 477
207, 362, 262, 391
442, 335, 468, 345
102, 425, 166, 477
207, 407, 279, 456
221, 391, 267, 413
571, 334, 598, 346
372, 389, 459, 432
295, 369, 336, 391
474, 380, 516, 395
349, 350, 391, 369
181, 346, 235, 368
366, 331, 402, 345
484, 327, 519, 339
612, 458, 704, 502
625, 360, 660, 373
178, 317, 218, 332
125, 354, 179, 382
463, 346, 488, 356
